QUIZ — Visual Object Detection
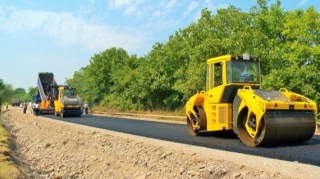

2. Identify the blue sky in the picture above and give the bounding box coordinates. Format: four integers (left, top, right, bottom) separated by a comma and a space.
0, 0, 319, 91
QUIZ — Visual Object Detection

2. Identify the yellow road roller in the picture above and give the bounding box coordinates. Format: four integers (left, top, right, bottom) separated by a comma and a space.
185, 54, 317, 147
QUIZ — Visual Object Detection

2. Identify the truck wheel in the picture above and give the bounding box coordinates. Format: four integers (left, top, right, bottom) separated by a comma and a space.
71, 109, 77, 117
77, 109, 81, 117
66, 109, 72, 117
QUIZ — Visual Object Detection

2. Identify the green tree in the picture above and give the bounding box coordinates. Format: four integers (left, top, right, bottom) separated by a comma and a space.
64, 0, 320, 113
66, 47, 130, 107
0, 79, 5, 107
65, 67, 89, 102
26, 87, 38, 102
263, 6, 320, 111
1, 84, 14, 104
103, 54, 143, 110
249, 0, 288, 74
14, 88, 26, 95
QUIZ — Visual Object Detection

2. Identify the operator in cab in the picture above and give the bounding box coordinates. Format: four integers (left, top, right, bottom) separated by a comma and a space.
230, 61, 258, 83
238, 63, 250, 82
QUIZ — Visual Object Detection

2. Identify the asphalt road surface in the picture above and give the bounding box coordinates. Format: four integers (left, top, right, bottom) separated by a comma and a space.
44, 114, 320, 167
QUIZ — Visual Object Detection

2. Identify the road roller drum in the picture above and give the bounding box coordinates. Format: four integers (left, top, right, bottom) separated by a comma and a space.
237, 110, 316, 147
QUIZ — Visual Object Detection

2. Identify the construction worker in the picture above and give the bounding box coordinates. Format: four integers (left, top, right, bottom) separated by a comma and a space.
23, 102, 27, 114
34, 102, 40, 116
84, 102, 89, 115
28, 102, 32, 113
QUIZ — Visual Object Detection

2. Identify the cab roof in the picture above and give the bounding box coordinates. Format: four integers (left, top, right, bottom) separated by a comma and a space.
207, 54, 259, 64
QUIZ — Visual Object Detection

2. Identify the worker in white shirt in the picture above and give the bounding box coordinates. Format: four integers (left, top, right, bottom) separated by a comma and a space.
34, 103, 40, 116
84, 102, 89, 115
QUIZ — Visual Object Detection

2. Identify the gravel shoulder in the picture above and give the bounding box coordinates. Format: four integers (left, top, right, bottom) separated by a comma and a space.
2, 107, 320, 179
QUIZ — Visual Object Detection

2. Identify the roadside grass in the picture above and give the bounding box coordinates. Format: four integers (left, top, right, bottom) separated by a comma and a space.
92, 106, 184, 115
0, 114, 20, 178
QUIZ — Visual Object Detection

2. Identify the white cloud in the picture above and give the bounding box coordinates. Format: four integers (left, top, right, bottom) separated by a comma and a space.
78, 5, 95, 15
152, 9, 162, 18
144, 18, 178, 30
216, 3, 229, 10
110, 0, 133, 8
166, 0, 177, 9
183, 1, 199, 17
0, 8, 48, 31
23, 0, 34, 5
0, 7, 147, 53
105, 0, 182, 30
106, 0, 184, 20
107, 0, 147, 17
191, 1, 229, 21
0, 1, 230, 56
299, 0, 309, 5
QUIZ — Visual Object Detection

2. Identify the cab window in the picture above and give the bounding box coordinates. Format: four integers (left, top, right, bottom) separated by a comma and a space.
227, 61, 260, 83
214, 62, 223, 86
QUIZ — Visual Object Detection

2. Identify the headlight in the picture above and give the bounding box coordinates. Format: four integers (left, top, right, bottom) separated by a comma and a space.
267, 96, 271, 101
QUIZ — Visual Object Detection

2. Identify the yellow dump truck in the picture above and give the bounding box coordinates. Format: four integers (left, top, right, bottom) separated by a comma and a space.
36, 72, 57, 114
185, 54, 317, 147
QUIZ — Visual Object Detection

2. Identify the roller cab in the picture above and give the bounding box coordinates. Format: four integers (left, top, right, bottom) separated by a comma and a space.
185, 54, 317, 146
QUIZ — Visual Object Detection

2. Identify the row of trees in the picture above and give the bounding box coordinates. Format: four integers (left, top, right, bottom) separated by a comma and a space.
0, 79, 37, 106
64, 0, 318, 113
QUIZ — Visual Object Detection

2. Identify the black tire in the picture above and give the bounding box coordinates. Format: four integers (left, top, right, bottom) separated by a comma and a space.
71, 109, 77, 117
66, 109, 72, 117
77, 108, 81, 117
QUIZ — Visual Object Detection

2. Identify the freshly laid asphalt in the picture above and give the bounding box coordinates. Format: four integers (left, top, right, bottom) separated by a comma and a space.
45, 114, 320, 167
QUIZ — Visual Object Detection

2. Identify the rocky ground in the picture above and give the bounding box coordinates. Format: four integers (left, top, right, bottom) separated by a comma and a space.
1, 107, 320, 179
